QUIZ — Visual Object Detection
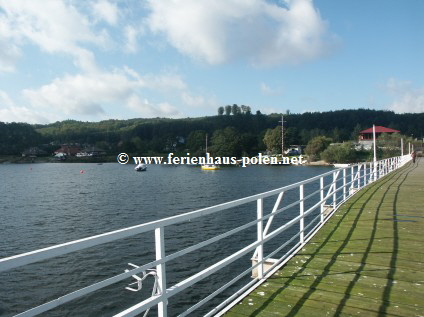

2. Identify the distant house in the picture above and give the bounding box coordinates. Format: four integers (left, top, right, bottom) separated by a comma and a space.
358, 126, 400, 149
284, 145, 303, 156
359, 126, 400, 141
22, 147, 48, 157
54, 145, 81, 156
77, 146, 107, 157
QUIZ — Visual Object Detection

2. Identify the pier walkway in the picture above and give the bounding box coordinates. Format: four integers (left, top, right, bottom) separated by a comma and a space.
225, 159, 423, 316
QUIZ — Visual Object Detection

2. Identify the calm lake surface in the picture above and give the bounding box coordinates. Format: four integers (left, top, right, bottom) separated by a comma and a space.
0, 163, 333, 316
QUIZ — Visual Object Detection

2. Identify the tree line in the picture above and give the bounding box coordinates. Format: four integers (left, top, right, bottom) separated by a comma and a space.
0, 108, 423, 157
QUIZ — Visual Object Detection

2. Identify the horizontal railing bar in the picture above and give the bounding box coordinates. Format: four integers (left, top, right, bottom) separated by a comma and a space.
181, 246, 273, 316
2, 156, 409, 317
0, 168, 347, 272
207, 241, 301, 317
264, 229, 302, 264
14, 258, 161, 317
301, 187, 322, 202
210, 161, 407, 317
7, 178, 339, 316
116, 191, 323, 317
22, 158, 376, 317
118, 235, 265, 316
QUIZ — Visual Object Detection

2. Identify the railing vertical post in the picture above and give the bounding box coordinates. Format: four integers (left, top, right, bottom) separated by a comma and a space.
343, 168, 347, 201
373, 158, 377, 182
256, 198, 264, 279
365, 163, 368, 187
299, 185, 305, 244
320, 176, 324, 223
350, 165, 354, 193
356, 165, 360, 189
367, 162, 371, 183
332, 172, 337, 209
155, 227, 168, 317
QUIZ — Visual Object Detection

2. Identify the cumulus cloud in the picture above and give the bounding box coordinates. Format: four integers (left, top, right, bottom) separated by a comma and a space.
386, 78, 424, 113
0, 0, 111, 72
127, 95, 181, 117
145, 0, 336, 66
0, 11, 21, 72
0, 106, 53, 123
124, 25, 143, 53
0, 90, 14, 107
91, 0, 119, 26
22, 67, 187, 119
181, 92, 219, 110
0, 90, 52, 123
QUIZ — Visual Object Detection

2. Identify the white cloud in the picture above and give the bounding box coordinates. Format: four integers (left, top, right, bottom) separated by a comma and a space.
145, 0, 336, 66
127, 95, 181, 117
386, 78, 424, 113
0, 90, 14, 107
0, 12, 21, 72
92, 0, 119, 26
0, 90, 53, 123
143, 73, 187, 91
124, 25, 142, 53
0, 0, 111, 72
22, 67, 188, 120
0, 106, 53, 123
181, 92, 219, 110
260, 83, 283, 96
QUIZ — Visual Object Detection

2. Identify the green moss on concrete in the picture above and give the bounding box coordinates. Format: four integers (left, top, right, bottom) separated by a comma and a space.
226, 160, 424, 316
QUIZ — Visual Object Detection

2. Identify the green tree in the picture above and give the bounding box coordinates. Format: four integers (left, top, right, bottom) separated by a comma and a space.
218, 106, 224, 116
263, 126, 282, 154
232, 104, 240, 115
332, 127, 341, 143
350, 124, 362, 141
225, 105, 232, 115
321, 142, 358, 163
245, 106, 252, 115
187, 130, 206, 155
305, 136, 332, 161
239, 132, 258, 156
210, 127, 241, 157
285, 127, 300, 146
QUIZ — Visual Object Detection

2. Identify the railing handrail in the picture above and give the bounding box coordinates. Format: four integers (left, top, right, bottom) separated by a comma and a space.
0, 163, 345, 272
0, 154, 412, 317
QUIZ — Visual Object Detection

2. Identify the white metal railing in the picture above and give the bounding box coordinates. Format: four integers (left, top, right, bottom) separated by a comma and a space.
0, 154, 412, 317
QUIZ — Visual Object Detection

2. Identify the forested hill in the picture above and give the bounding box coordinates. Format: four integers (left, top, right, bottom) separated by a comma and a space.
0, 109, 423, 156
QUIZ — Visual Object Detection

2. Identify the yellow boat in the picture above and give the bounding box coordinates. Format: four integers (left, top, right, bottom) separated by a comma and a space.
201, 134, 219, 170
201, 164, 220, 170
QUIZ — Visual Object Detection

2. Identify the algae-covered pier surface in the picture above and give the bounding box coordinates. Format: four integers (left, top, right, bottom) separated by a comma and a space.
226, 159, 423, 316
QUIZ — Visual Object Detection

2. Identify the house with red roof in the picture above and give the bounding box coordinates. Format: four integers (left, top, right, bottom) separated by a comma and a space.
358, 126, 400, 149
359, 126, 400, 141
54, 145, 81, 157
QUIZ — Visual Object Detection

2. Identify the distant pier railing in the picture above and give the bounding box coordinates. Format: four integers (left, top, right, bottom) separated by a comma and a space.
0, 154, 412, 317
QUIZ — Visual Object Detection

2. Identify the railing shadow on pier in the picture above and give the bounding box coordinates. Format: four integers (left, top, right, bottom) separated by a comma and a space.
0, 155, 412, 317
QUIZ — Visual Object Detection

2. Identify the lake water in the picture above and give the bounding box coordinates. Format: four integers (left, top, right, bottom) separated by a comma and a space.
0, 163, 333, 316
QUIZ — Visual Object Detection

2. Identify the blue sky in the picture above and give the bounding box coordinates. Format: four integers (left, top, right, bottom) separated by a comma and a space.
0, 0, 423, 123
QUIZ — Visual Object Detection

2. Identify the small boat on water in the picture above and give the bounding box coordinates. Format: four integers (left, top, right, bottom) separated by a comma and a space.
135, 163, 147, 171
201, 164, 219, 170
333, 163, 350, 168
201, 134, 220, 171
